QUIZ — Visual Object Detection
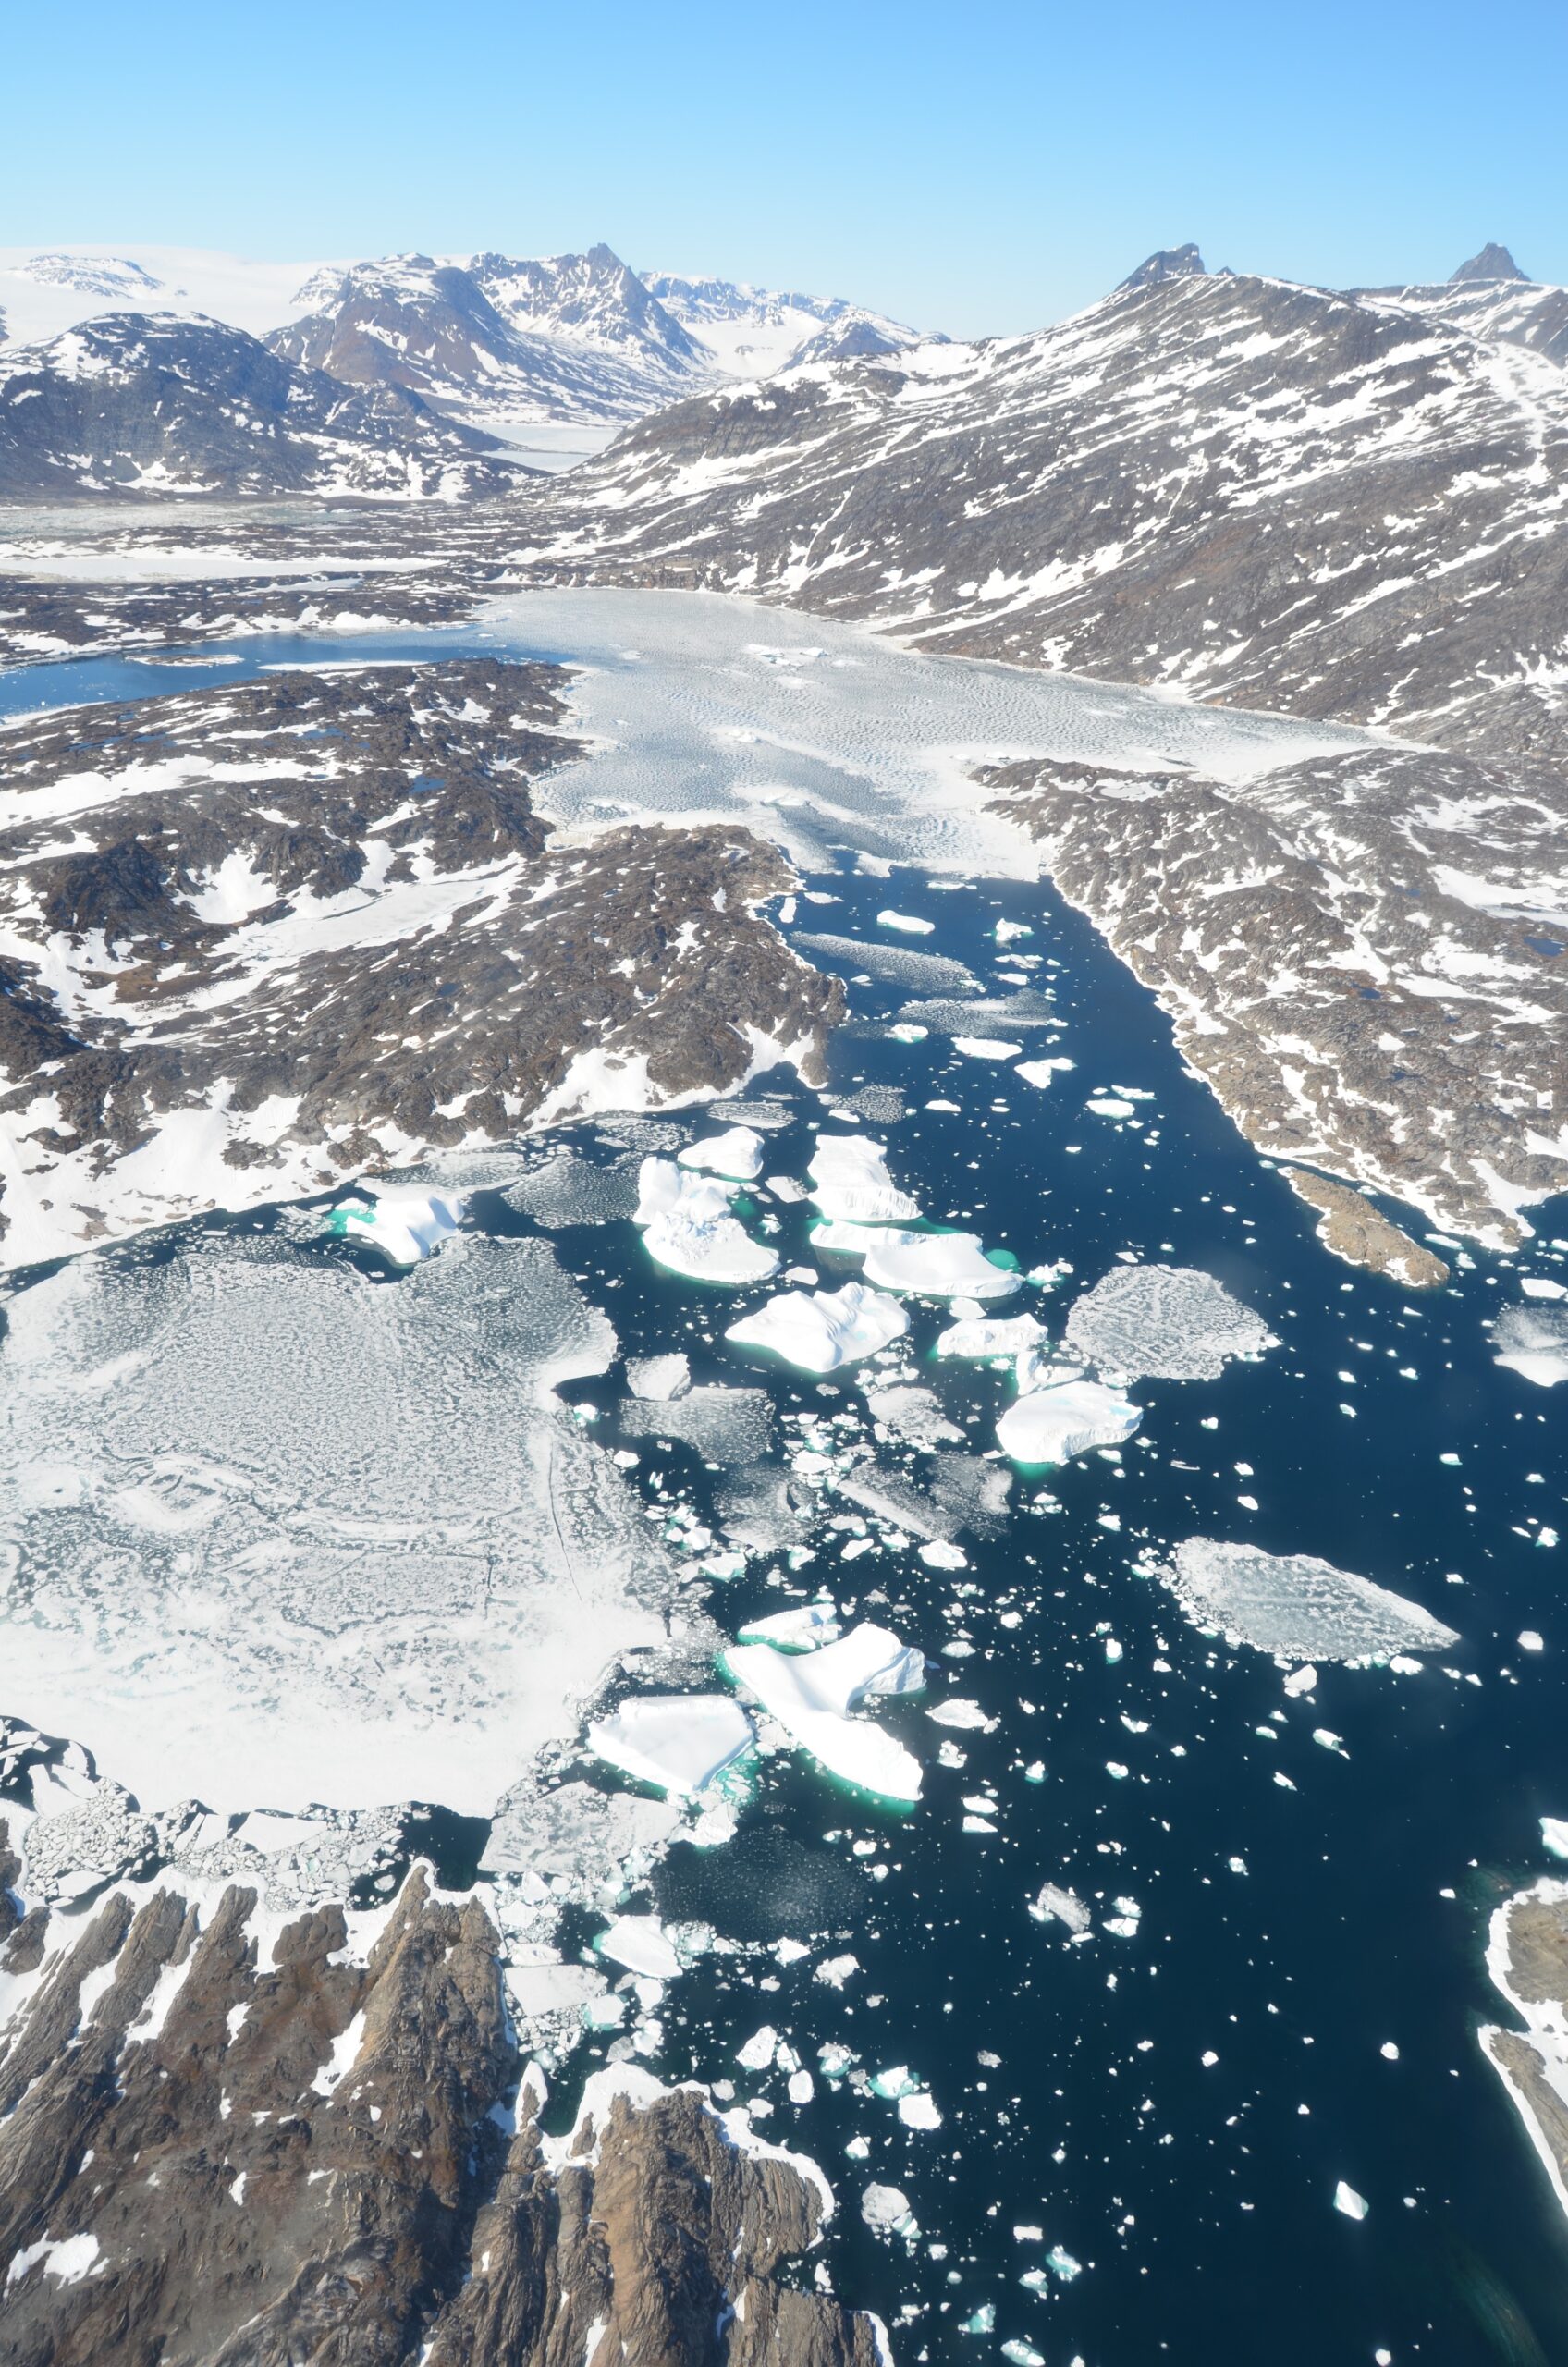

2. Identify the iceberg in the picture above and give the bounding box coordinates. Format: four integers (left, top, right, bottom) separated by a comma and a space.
861, 1232, 1021, 1302
723, 1621, 926, 1803
1493, 1305, 1568, 1387
1030, 1883, 1092, 1934
736, 1602, 842, 1650
1016, 1057, 1076, 1088
329, 1186, 464, 1267
936, 1312, 1048, 1360
586, 1694, 755, 1797
807, 1134, 921, 1224
678, 1125, 766, 1181
1160, 1539, 1462, 1662
636, 1156, 778, 1282
877, 910, 935, 935
726, 1282, 907, 1374
998, 1379, 1142, 1464
1064, 1263, 1274, 1381
632, 1155, 733, 1226
809, 1219, 925, 1259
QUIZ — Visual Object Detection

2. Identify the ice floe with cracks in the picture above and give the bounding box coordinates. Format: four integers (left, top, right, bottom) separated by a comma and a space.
1030, 1883, 1093, 1935
936, 1310, 1048, 1361
837, 1466, 960, 1542
1064, 1263, 1275, 1381
327, 1185, 465, 1266
715, 1466, 808, 1555
794, 930, 978, 995
896, 991, 1058, 1037
723, 1621, 926, 1803
502, 1150, 640, 1230
998, 1378, 1142, 1465
481, 1779, 680, 1898
594, 1912, 683, 1979
727, 1281, 907, 1374
1492, 1304, 1568, 1387
833, 1084, 906, 1125
1159, 1539, 1461, 1663
927, 1452, 1014, 1535
618, 1384, 776, 1464
0, 1230, 678, 1816
19, 1772, 159, 1906
736, 1603, 842, 1650
862, 1381, 964, 1449
862, 1231, 1021, 1302
808, 1134, 922, 1224
593, 1113, 690, 1154
679, 1124, 765, 1180
625, 1351, 692, 1401
587, 1695, 755, 1797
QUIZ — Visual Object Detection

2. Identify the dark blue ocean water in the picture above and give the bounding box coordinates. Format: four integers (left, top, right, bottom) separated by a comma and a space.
3, 630, 1566, 2365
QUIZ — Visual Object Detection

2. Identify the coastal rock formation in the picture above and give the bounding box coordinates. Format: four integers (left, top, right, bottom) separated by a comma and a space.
0, 1844, 882, 2366
1482, 1879, 1568, 2222
0, 659, 841, 1264
982, 743, 1568, 1251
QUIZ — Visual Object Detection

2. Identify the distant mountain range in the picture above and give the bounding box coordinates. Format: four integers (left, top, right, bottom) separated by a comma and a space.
0, 242, 925, 454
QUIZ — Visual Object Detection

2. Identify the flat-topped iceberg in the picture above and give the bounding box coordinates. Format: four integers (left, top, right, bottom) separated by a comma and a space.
1160, 1539, 1462, 1662
723, 1619, 926, 1803
998, 1378, 1142, 1464
808, 1135, 921, 1225
1064, 1263, 1274, 1380
736, 1602, 842, 1650
594, 1913, 683, 1979
587, 1694, 756, 1797
936, 1311, 1048, 1360
329, 1186, 465, 1267
679, 1125, 766, 1181
632, 1155, 731, 1226
727, 1281, 907, 1374
1493, 1305, 1568, 1388
810, 1219, 925, 1259
862, 1231, 1021, 1302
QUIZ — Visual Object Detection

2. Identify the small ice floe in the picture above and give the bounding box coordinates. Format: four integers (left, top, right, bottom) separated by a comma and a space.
1002, 2340, 1046, 2365
1333, 2180, 1369, 2220
952, 1036, 1023, 1060
1086, 1095, 1136, 1119
920, 1539, 969, 1571
1016, 1056, 1076, 1088
861, 1232, 1021, 1301
1492, 1305, 1568, 1387
815, 1953, 860, 1988
679, 1125, 766, 1181
1158, 1539, 1460, 1663
329, 1186, 464, 1267
878, 909, 935, 935
1523, 1277, 1568, 1300
838, 1465, 955, 1541
807, 1134, 922, 1224
937, 1310, 1047, 1360
723, 1620, 926, 1802
624, 1352, 692, 1401
727, 1281, 907, 1373
927, 1698, 995, 1731
998, 1379, 1141, 1465
862, 1381, 964, 1449
1283, 1665, 1317, 1698
1541, 1818, 1568, 1860
1520, 1630, 1545, 1652
1045, 2245, 1082, 2281
995, 920, 1034, 943
900, 2091, 942, 2128
1030, 1883, 1093, 1935
766, 1173, 808, 1202
862, 2182, 919, 2240
594, 1913, 682, 1980
736, 1602, 841, 1651
586, 1695, 755, 1797
1064, 1263, 1274, 1381
1313, 1729, 1350, 1758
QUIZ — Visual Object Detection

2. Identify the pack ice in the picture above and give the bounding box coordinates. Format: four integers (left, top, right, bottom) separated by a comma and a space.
726, 1282, 907, 1373
1492, 1304, 1568, 1387
723, 1622, 926, 1802
0, 1231, 678, 1815
1159, 1539, 1461, 1662
1064, 1263, 1273, 1380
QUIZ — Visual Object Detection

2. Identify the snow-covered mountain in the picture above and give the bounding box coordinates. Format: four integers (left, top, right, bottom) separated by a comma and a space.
641, 271, 925, 376
0, 313, 525, 502
269, 247, 711, 441
0, 244, 330, 345
561, 247, 1568, 769
1356, 243, 1568, 368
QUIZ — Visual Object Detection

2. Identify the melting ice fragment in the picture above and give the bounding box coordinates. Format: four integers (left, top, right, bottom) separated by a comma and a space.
679, 1125, 765, 1181
862, 2183, 919, 2240
1492, 1305, 1568, 1387
1064, 1263, 1274, 1381
329, 1186, 464, 1267
1160, 1539, 1461, 1663
862, 1232, 1021, 1302
624, 1352, 692, 1401
726, 1281, 907, 1374
807, 1134, 922, 1224
735, 1602, 842, 1650
722, 1621, 925, 1802
586, 1695, 755, 1797
936, 1311, 1047, 1361
1333, 2181, 1370, 2220
998, 1379, 1142, 1465
1541, 1818, 1568, 1860
878, 909, 934, 935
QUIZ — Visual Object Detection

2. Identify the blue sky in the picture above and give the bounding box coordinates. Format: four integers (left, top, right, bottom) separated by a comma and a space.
4, 0, 1564, 337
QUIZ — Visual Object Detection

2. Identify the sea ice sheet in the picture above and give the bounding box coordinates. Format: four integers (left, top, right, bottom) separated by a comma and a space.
0, 1231, 676, 1816
1160, 1539, 1462, 1662
1064, 1263, 1274, 1380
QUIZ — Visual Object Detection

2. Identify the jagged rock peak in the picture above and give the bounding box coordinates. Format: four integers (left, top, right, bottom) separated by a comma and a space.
1451, 242, 1528, 283
1120, 242, 1207, 290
